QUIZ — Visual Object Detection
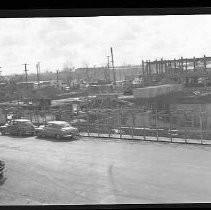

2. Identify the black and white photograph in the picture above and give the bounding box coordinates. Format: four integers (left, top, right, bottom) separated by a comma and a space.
1, 9, 211, 206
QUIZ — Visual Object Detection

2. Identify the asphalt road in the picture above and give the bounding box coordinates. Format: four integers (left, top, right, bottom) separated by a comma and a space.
0, 135, 211, 205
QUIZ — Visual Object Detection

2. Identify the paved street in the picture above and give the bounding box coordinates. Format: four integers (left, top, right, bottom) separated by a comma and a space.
1, 135, 211, 204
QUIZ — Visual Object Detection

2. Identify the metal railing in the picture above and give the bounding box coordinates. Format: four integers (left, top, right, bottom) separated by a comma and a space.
74, 107, 211, 145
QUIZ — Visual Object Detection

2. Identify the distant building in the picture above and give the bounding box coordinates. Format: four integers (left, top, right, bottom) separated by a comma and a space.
16, 82, 35, 90
34, 81, 51, 89
50, 80, 68, 90
75, 65, 142, 83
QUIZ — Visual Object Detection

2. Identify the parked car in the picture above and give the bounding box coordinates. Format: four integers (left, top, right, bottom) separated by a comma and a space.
70, 119, 88, 126
0, 119, 36, 136
111, 128, 125, 135
35, 121, 79, 139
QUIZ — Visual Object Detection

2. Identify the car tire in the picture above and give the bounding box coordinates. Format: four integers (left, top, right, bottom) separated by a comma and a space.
55, 134, 61, 140
17, 131, 22, 136
41, 133, 46, 138
37, 132, 41, 137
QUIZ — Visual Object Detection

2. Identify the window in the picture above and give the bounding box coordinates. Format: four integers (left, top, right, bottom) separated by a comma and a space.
47, 123, 54, 128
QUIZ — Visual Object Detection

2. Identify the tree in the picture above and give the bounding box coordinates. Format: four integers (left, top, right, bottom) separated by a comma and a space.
62, 61, 75, 86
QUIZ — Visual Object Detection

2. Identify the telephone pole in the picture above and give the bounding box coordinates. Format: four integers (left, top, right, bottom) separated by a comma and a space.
38, 62, 41, 81
56, 70, 59, 88
22, 63, 29, 90
36, 62, 40, 87
107, 56, 110, 69
105, 56, 110, 83
110, 47, 116, 88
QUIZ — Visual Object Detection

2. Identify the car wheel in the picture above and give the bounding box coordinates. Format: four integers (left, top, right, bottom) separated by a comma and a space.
55, 134, 61, 140
41, 133, 46, 138
17, 131, 22, 136
37, 132, 41, 137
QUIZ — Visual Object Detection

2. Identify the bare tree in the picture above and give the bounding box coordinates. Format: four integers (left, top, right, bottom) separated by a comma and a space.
62, 60, 75, 86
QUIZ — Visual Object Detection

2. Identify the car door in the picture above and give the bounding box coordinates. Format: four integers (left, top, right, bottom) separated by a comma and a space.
9, 121, 18, 134
51, 124, 60, 137
43, 124, 52, 137
44, 123, 56, 137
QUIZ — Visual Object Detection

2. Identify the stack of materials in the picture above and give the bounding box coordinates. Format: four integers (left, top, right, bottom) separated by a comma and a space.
133, 84, 183, 98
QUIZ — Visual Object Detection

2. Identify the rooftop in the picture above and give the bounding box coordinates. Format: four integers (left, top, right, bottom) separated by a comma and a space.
47, 121, 69, 125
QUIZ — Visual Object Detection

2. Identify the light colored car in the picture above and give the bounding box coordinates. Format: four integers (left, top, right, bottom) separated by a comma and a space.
111, 128, 125, 135
70, 119, 87, 126
0, 119, 36, 136
35, 121, 79, 139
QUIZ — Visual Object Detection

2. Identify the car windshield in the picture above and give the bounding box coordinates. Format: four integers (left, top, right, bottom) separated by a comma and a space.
24, 122, 33, 125
58, 123, 71, 128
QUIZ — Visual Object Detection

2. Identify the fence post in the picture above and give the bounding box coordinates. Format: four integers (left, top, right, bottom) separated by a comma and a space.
131, 111, 134, 139
169, 111, 173, 142
200, 104, 203, 144
87, 112, 90, 137
143, 111, 146, 141
184, 111, 188, 143
107, 111, 111, 138
119, 108, 122, 139
156, 109, 159, 141
97, 110, 100, 137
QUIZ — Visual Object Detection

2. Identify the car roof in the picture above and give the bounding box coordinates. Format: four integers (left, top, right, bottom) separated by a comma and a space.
13, 119, 31, 122
47, 121, 69, 125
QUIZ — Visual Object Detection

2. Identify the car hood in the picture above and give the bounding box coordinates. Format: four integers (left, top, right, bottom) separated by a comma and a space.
35, 126, 45, 131
0, 125, 7, 128
61, 127, 78, 131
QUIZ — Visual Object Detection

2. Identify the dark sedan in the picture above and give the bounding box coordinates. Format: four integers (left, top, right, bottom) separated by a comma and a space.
0, 119, 36, 136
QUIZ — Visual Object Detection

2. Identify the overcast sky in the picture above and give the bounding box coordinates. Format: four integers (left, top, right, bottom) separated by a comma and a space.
0, 15, 211, 75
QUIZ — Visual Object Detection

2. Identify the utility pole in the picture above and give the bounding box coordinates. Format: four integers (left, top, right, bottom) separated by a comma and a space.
38, 62, 41, 81
110, 47, 116, 88
106, 55, 110, 82
23, 63, 29, 91
56, 70, 59, 88
36, 62, 40, 87
107, 56, 110, 69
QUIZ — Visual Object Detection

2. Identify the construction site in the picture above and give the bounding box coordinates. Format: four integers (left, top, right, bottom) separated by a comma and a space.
2, 54, 211, 205
1, 52, 211, 144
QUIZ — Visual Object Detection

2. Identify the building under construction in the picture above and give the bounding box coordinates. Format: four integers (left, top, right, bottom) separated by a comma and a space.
141, 55, 211, 88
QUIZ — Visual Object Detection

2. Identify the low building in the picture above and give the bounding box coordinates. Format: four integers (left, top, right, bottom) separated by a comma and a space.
50, 80, 69, 90
16, 82, 35, 90
34, 81, 51, 89
75, 65, 142, 83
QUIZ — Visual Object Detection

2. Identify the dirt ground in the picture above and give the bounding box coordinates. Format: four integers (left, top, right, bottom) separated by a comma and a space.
1, 135, 211, 205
